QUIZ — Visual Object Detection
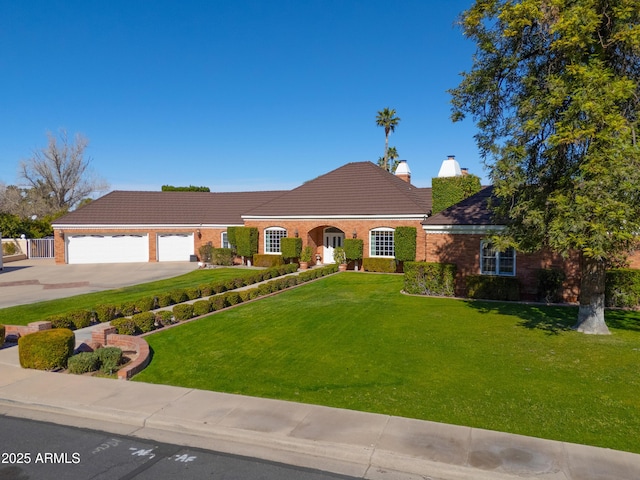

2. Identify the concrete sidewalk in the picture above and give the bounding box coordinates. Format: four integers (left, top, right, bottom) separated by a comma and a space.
0, 345, 638, 479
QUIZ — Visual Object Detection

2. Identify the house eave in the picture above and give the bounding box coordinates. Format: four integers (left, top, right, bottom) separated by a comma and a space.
422, 224, 506, 234
242, 214, 427, 221
52, 223, 242, 230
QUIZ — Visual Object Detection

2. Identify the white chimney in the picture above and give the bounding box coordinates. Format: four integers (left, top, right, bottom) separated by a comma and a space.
437, 155, 462, 177
395, 160, 411, 183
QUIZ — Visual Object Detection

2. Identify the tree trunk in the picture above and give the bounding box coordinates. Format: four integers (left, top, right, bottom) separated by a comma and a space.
574, 256, 610, 335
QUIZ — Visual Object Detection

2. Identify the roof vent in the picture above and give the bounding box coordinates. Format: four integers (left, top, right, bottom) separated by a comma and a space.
437, 155, 462, 177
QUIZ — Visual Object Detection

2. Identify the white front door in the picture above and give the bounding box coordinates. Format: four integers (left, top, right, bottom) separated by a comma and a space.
323, 230, 345, 264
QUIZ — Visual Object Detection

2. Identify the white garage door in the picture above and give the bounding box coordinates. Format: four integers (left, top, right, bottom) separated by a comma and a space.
67, 234, 149, 264
157, 233, 194, 262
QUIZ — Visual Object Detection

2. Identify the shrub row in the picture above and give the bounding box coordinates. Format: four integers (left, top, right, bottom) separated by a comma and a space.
67, 347, 123, 375
111, 264, 338, 333
404, 262, 456, 296
50, 265, 299, 329
605, 268, 640, 308
362, 258, 397, 273
0, 325, 5, 345
253, 254, 285, 267
466, 275, 521, 301
19, 328, 75, 370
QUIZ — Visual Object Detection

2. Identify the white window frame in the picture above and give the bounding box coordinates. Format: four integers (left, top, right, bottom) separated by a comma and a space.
264, 227, 287, 254
369, 227, 395, 258
480, 241, 516, 276
221, 231, 230, 249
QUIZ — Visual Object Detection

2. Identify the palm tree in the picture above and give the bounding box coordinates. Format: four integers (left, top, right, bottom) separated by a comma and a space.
377, 146, 400, 172
375, 108, 401, 171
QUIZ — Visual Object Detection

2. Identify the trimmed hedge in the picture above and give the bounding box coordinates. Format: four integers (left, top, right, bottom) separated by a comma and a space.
19, 328, 75, 370
394, 227, 417, 263
236, 227, 258, 259
47, 314, 75, 330
132, 312, 156, 333
192, 300, 212, 316
95, 304, 118, 323
0, 325, 5, 345
280, 237, 302, 262
606, 268, 640, 308
111, 318, 137, 335
432, 174, 482, 214
173, 303, 194, 321
466, 275, 521, 301
155, 310, 174, 326
404, 262, 456, 296
136, 296, 157, 313
212, 248, 234, 266
253, 254, 284, 267
536, 268, 566, 303
344, 239, 363, 262
363, 258, 397, 273
68, 309, 93, 329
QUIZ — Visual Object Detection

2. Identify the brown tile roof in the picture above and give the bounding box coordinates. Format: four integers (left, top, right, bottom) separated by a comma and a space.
53, 190, 287, 226
243, 162, 432, 217
422, 186, 499, 226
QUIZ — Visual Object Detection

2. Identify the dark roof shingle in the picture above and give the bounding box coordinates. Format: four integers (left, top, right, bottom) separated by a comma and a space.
243, 162, 431, 217
53, 190, 287, 226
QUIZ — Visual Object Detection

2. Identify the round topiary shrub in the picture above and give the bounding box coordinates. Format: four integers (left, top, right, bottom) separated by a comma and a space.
46, 314, 75, 330
192, 300, 211, 317
94, 304, 118, 323
132, 312, 156, 333
111, 318, 137, 335
156, 293, 174, 308
155, 310, 174, 326
19, 329, 75, 370
172, 303, 194, 321
67, 352, 100, 374
68, 310, 93, 329
135, 296, 157, 313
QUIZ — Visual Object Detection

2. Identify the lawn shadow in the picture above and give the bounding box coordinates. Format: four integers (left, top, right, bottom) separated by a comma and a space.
464, 300, 577, 335
464, 300, 640, 334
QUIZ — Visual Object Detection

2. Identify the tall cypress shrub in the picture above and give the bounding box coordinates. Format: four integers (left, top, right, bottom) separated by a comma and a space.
394, 227, 417, 262
236, 227, 258, 263
280, 237, 302, 263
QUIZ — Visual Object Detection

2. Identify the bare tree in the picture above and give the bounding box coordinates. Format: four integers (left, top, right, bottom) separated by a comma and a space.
20, 130, 109, 212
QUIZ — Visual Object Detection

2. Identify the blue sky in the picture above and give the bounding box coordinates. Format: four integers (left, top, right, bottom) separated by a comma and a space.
1, 0, 484, 194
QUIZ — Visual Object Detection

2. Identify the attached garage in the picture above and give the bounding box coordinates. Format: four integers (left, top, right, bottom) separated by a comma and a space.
157, 233, 194, 262
66, 234, 149, 264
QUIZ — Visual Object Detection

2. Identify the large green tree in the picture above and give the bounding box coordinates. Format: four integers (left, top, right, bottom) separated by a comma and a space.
375, 108, 401, 171
450, 0, 640, 334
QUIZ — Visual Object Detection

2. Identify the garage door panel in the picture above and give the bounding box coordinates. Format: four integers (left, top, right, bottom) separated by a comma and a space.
157, 233, 194, 262
67, 234, 149, 264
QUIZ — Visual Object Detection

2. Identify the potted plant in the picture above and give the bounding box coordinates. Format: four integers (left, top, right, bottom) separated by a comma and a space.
299, 245, 313, 270
333, 247, 347, 271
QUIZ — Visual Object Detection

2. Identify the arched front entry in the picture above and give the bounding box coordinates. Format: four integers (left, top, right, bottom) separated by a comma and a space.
323, 227, 345, 264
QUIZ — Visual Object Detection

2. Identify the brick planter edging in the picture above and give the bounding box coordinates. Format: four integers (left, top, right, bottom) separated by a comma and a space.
106, 333, 151, 380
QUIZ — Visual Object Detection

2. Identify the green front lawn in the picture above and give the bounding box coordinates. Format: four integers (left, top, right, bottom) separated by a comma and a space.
0, 268, 258, 325
134, 273, 640, 454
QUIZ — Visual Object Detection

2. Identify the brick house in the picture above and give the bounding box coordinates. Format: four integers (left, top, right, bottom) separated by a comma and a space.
51, 159, 640, 302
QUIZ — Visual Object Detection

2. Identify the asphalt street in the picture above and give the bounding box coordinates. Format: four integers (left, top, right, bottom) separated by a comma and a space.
0, 415, 361, 480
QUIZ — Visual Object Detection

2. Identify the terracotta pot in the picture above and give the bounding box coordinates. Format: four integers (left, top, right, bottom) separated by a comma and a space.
338, 263, 347, 272
299, 262, 308, 270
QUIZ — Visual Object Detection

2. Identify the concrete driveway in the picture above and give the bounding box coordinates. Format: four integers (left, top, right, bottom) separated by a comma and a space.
0, 259, 199, 308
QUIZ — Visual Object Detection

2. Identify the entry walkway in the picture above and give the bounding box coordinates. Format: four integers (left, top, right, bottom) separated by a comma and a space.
0, 342, 638, 479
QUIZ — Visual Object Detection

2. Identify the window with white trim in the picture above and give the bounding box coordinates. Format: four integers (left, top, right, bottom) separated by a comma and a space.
480, 241, 516, 276
221, 231, 230, 249
265, 227, 287, 254
370, 228, 395, 257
